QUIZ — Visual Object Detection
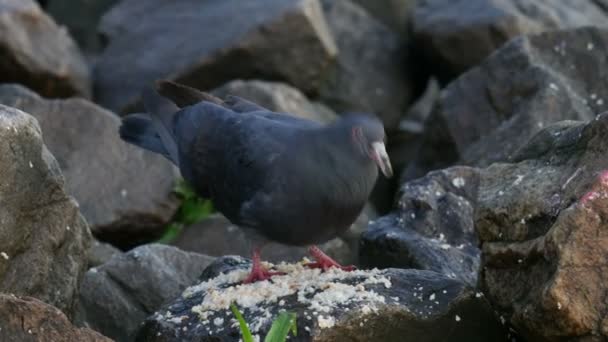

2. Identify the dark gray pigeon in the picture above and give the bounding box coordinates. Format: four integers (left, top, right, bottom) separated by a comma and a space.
120, 81, 393, 283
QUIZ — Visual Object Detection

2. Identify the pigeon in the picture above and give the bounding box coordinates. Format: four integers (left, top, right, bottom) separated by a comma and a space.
119, 81, 393, 283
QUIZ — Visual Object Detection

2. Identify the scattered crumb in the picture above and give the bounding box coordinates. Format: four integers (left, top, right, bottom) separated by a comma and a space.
455, 315, 461, 322
28, 161, 33, 168
317, 315, 335, 329
475, 292, 483, 298
549, 83, 559, 91
278, 299, 285, 306
452, 177, 465, 188
213, 317, 224, 326
588, 42, 594, 50
429, 293, 435, 301
557, 302, 562, 310
66, 226, 71, 231
1, 252, 8, 260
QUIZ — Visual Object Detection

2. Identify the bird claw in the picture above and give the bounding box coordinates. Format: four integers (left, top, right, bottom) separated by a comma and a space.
306, 245, 356, 272
243, 268, 285, 284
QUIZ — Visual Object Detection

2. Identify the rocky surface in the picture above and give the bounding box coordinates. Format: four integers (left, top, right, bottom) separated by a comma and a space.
77, 244, 215, 342
361, 167, 480, 286
352, 0, 415, 35
172, 214, 354, 265
212, 79, 337, 123
413, 0, 608, 81
0, 104, 91, 318
87, 239, 122, 268
95, 0, 337, 113
318, 0, 411, 129
476, 113, 608, 340
0, 84, 179, 249
136, 256, 508, 342
0, 0, 90, 98
0, 294, 111, 342
407, 27, 608, 180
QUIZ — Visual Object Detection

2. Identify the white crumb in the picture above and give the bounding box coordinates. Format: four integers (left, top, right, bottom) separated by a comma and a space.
0, 252, 8, 260
455, 315, 461, 322
452, 177, 465, 188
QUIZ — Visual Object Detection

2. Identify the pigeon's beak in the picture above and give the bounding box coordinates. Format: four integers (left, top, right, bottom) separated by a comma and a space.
371, 142, 393, 178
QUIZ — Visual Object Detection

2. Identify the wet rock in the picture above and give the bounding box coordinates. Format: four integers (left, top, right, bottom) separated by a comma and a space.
413, 0, 608, 81
212, 79, 337, 123
477, 113, 608, 340
172, 214, 355, 265
361, 167, 480, 286
408, 27, 608, 180
137, 256, 508, 342
0, 294, 111, 342
78, 244, 215, 342
0, 0, 90, 98
95, 0, 337, 113
0, 104, 90, 317
0, 84, 179, 249
318, 0, 412, 129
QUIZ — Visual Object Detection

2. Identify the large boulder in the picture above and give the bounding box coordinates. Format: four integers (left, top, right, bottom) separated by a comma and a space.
407, 27, 608, 180
476, 113, 608, 340
361, 166, 480, 286
136, 256, 508, 341
212, 79, 337, 123
0, 295, 111, 342
94, 0, 337, 113
78, 244, 215, 342
0, 84, 179, 249
0, 104, 91, 317
0, 0, 90, 98
351, 0, 415, 35
413, 0, 608, 81
318, 0, 412, 129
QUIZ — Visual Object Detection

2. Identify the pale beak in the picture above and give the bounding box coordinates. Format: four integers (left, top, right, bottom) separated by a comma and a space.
371, 141, 393, 178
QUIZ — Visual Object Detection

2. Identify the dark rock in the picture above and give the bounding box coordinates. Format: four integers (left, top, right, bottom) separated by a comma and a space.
0, 104, 91, 318
77, 244, 215, 342
351, 0, 415, 35
0, 294, 111, 342
361, 167, 480, 286
212, 79, 337, 123
45, 0, 119, 53
0, 0, 90, 98
87, 239, 122, 268
413, 0, 608, 82
137, 256, 508, 342
318, 0, 412, 129
0, 84, 179, 249
476, 113, 608, 340
407, 27, 608, 181
95, 0, 337, 113
172, 214, 355, 265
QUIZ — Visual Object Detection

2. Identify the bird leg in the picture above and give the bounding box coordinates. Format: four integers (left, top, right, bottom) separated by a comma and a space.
243, 247, 284, 284
306, 245, 356, 271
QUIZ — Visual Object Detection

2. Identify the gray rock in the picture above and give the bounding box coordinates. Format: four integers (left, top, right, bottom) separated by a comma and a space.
212, 79, 338, 123
0, 84, 179, 249
361, 167, 480, 286
0, 294, 111, 342
318, 0, 412, 129
95, 0, 337, 113
0, 104, 91, 318
44, 0, 119, 53
87, 240, 122, 268
0, 0, 90, 98
78, 244, 215, 342
413, 0, 608, 81
351, 0, 415, 35
476, 113, 608, 340
172, 214, 355, 265
136, 256, 509, 342
407, 27, 608, 181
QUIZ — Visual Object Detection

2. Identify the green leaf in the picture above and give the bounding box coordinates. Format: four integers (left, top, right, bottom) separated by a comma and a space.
264, 312, 297, 342
231, 303, 254, 342
156, 223, 183, 243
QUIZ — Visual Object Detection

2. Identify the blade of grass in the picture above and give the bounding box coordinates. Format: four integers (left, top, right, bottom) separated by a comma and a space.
264, 312, 297, 342
231, 303, 254, 342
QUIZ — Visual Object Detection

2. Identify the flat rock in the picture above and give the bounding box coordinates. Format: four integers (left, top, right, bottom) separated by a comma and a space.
476, 113, 608, 340
136, 256, 508, 342
171, 214, 355, 265
0, 84, 179, 249
361, 167, 480, 286
212, 79, 337, 123
77, 244, 215, 342
318, 0, 412, 129
0, 294, 111, 342
407, 27, 608, 180
0, 0, 90, 98
95, 0, 337, 113
0, 104, 91, 318
413, 0, 608, 81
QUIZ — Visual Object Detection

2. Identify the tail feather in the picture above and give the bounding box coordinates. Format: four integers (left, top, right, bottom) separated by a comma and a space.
141, 88, 181, 165
155, 80, 223, 108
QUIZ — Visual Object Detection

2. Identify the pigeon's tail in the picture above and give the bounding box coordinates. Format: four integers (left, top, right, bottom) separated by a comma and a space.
119, 88, 181, 165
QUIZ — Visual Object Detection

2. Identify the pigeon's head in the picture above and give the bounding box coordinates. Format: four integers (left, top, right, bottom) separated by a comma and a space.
345, 114, 393, 178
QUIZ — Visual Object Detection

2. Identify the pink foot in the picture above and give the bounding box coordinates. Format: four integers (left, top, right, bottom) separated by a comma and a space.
243, 248, 284, 284
305, 245, 356, 271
